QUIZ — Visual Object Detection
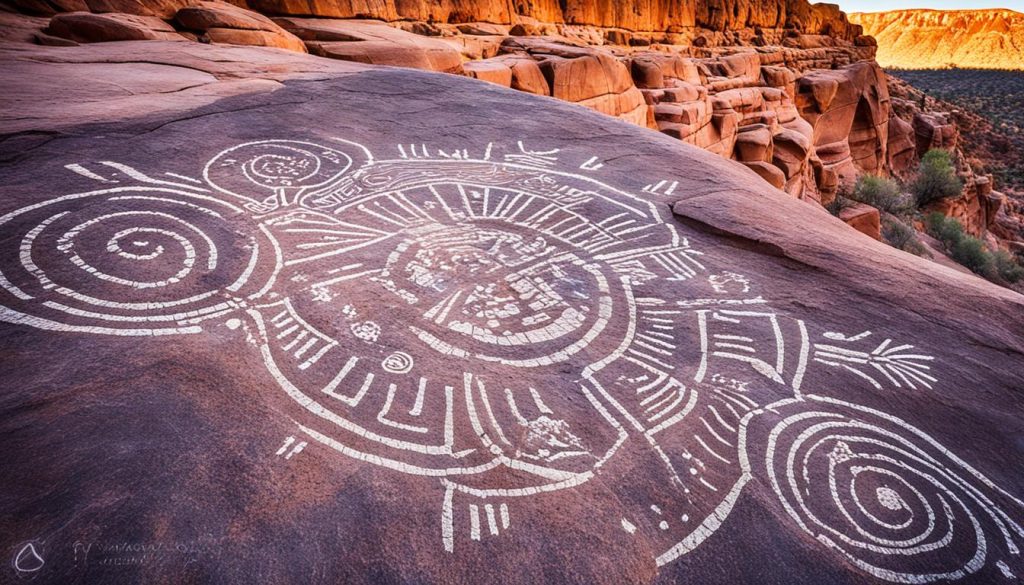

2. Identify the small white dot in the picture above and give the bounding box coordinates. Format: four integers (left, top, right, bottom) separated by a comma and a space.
681, 514, 689, 522
689, 467, 698, 475
226, 318, 241, 330
659, 521, 669, 530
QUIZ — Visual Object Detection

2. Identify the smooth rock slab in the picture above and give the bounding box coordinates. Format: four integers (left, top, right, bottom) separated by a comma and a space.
0, 63, 1023, 585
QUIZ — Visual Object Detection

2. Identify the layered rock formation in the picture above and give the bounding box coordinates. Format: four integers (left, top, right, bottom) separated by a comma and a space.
230, 0, 862, 41
849, 9, 1024, 70
5, 0, 1020, 249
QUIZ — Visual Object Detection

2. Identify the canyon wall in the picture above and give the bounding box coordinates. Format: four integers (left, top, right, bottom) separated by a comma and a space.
12, 0, 863, 38
849, 9, 1024, 70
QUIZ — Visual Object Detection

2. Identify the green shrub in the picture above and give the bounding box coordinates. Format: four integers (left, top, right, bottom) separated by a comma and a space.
881, 217, 926, 255
951, 237, 996, 279
852, 175, 911, 215
924, 212, 964, 246
992, 250, 1024, 283
911, 149, 963, 206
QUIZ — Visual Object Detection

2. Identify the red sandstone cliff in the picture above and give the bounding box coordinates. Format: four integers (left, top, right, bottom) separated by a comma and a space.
11, 0, 863, 39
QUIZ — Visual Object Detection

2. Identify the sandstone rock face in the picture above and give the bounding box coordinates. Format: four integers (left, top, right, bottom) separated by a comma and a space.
45, 11, 186, 42
2, 40, 1024, 585
499, 38, 649, 127
11, 0, 197, 18
175, 1, 307, 52
276, 18, 464, 73
912, 111, 958, 157
226, 0, 860, 40
850, 9, 1024, 70
839, 201, 881, 240
0, 40, 366, 136
795, 61, 889, 196
452, 36, 884, 201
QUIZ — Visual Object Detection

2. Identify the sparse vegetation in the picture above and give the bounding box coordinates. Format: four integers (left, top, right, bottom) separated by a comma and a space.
825, 196, 856, 217
993, 250, 1024, 283
911, 149, 963, 206
825, 183, 857, 217
881, 216, 926, 255
924, 213, 1024, 284
850, 175, 912, 216
924, 212, 964, 243
889, 69, 1024, 193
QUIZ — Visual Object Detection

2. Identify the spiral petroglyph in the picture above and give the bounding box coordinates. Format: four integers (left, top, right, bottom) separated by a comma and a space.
748, 396, 1024, 583
0, 182, 276, 336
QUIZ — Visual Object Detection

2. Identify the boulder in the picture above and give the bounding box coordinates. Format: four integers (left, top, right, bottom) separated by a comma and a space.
495, 56, 549, 95
771, 126, 812, 178
276, 18, 464, 73
733, 124, 773, 163
913, 111, 958, 156
839, 202, 882, 240
176, 1, 306, 52
12, 0, 195, 18
45, 11, 184, 42
742, 160, 787, 188
464, 59, 512, 87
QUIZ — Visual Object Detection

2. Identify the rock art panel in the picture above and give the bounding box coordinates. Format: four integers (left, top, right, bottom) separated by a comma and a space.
1, 138, 1021, 582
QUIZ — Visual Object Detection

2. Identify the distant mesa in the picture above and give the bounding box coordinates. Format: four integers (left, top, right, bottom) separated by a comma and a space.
849, 9, 1024, 70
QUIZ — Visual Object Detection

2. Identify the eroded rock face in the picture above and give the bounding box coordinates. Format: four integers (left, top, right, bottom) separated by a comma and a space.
45, 11, 186, 42
227, 0, 860, 39
175, 1, 307, 52
11, 0, 197, 18
499, 37, 648, 126
277, 18, 464, 73
1, 42, 1023, 585
457, 38, 886, 201
795, 61, 889, 192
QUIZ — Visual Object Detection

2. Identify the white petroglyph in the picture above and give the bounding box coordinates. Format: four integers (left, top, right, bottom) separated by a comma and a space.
0, 138, 1019, 583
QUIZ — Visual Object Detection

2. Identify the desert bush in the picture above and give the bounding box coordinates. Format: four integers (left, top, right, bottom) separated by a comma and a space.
851, 175, 912, 215
992, 250, 1024, 283
924, 212, 964, 245
951, 237, 997, 279
881, 217, 926, 255
911, 149, 963, 206
825, 195, 857, 217
924, 213, 999, 279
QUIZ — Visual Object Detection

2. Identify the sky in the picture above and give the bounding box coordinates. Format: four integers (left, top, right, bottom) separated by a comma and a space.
839, 0, 1024, 12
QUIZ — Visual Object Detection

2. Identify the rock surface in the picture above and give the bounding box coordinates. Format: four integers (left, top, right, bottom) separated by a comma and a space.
0, 40, 365, 137
175, 1, 307, 52
1, 39, 1024, 585
231, 0, 861, 39
850, 9, 1024, 70
277, 18, 464, 73
44, 11, 186, 42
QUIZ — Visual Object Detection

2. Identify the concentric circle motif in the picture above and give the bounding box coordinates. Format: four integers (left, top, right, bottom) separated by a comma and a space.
0, 187, 275, 335
754, 396, 1024, 583
204, 139, 371, 213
